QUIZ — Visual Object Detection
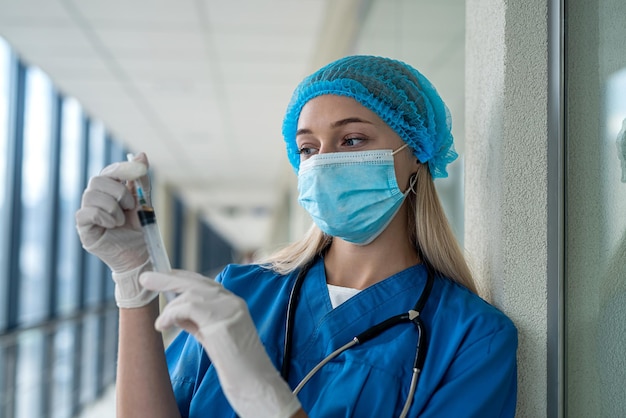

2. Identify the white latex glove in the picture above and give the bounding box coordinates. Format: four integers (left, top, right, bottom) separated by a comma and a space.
140, 270, 302, 418
75, 153, 157, 308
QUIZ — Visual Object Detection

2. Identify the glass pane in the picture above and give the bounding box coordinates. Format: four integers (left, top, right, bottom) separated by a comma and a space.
84, 122, 106, 306
171, 196, 185, 269
101, 309, 118, 386
0, 343, 19, 416
51, 324, 76, 418
0, 36, 11, 330
87, 121, 106, 178
18, 67, 53, 325
566, 1, 626, 416
80, 314, 99, 404
596, 67, 626, 416
198, 221, 233, 277
107, 136, 125, 165
15, 330, 44, 418
0, 345, 6, 416
56, 97, 84, 314
103, 138, 125, 300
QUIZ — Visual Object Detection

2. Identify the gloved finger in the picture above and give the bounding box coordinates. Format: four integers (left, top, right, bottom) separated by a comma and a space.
75, 205, 121, 234
79, 189, 131, 229
100, 160, 147, 182
85, 175, 136, 211
140, 270, 220, 294
153, 297, 201, 334
74, 208, 106, 248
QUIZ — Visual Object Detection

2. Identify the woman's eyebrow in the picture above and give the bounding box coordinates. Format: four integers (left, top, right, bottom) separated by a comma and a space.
331, 117, 373, 128
295, 128, 312, 137
296, 117, 373, 136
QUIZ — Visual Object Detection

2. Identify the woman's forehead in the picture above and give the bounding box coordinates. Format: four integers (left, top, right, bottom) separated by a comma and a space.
297, 95, 384, 129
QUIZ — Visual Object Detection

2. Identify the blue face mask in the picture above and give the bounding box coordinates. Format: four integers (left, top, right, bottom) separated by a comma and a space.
297, 145, 413, 245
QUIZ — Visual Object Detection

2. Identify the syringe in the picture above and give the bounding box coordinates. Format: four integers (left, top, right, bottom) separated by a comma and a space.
127, 154, 175, 302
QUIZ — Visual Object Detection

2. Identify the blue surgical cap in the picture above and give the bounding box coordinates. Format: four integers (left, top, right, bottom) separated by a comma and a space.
282, 55, 457, 179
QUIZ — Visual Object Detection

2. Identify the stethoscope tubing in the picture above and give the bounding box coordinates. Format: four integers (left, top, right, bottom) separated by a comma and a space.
281, 257, 435, 417
293, 338, 357, 395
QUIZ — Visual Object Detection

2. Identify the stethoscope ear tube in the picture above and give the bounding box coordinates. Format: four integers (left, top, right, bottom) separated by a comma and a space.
354, 313, 411, 343
411, 264, 434, 372
281, 261, 312, 381
413, 317, 427, 372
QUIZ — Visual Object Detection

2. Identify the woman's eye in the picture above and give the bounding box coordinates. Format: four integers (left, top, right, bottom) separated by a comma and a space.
297, 146, 318, 157
343, 137, 366, 147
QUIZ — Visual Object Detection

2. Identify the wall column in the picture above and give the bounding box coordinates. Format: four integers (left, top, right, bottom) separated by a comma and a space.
465, 1, 550, 416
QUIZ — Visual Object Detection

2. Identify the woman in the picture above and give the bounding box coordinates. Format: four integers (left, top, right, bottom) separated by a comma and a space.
76, 55, 517, 418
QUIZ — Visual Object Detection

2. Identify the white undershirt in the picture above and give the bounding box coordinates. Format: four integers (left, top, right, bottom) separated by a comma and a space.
327, 284, 361, 308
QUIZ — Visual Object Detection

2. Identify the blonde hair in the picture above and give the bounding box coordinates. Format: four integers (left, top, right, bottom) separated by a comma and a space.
261, 224, 331, 274
407, 164, 477, 294
262, 163, 477, 294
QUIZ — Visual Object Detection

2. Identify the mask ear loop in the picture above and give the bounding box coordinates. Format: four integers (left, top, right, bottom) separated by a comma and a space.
407, 172, 418, 195
394, 144, 417, 195
392, 143, 409, 155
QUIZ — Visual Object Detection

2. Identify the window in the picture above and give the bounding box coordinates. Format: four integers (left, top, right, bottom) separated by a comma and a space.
84, 121, 107, 306
0, 38, 125, 417
80, 314, 100, 404
101, 310, 119, 386
51, 324, 77, 418
103, 137, 126, 299
18, 67, 53, 326
0, 36, 11, 330
198, 220, 234, 277
171, 195, 185, 269
15, 331, 45, 417
565, 2, 626, 415
56, 97, 84, 314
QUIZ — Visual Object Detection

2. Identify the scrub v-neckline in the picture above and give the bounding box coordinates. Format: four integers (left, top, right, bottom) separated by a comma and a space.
293, 257, 428, 356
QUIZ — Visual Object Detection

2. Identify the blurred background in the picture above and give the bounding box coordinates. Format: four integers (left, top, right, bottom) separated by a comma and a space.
0, 1, 466, 417
2, 0, 626, 417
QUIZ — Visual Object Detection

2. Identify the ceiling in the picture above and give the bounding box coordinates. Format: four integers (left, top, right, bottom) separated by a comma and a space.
0, 0, 465, 252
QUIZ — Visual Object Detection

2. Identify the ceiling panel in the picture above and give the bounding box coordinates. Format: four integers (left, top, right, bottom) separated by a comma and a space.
34, 56, 113, 80
203, 0, 324, 29
0, 0, 71, 21
71, 0, 199, 24
94, 28, 206, 53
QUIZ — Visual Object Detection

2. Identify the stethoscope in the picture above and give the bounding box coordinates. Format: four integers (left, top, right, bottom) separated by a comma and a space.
280, 257, 435, 418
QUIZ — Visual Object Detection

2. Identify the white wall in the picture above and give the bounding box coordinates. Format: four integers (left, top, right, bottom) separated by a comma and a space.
465, 0, 549, 416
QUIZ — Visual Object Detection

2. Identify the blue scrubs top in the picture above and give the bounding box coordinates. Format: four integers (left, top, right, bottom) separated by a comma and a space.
166, 258, 518, 417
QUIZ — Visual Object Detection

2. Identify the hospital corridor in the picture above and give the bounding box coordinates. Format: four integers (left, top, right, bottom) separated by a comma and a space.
1, 0, 625, 417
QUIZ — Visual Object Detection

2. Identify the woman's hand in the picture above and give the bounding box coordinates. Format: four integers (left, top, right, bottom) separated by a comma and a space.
75, 153, 157, 308
140, 270, 303, 418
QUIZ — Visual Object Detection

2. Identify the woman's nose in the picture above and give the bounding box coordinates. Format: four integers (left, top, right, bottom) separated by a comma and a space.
317, 141, 338, 155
